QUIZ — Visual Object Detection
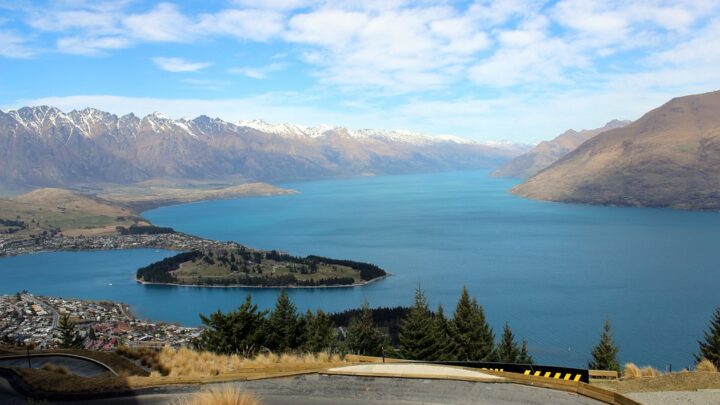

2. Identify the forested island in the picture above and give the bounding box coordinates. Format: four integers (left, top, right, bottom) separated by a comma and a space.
136, 247, 388, 288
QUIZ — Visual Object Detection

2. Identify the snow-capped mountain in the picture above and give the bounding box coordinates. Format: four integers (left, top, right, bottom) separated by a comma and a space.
0, 106, 529, 191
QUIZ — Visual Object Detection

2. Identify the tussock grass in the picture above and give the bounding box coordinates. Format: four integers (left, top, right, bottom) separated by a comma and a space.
177, 386, 261, 405
40, 363, 69, 375
640, 366, 662, 377
622, 363, 662, 379
118, 346, 344, 378
623, 363, 640, 379
696, 358, 719, 373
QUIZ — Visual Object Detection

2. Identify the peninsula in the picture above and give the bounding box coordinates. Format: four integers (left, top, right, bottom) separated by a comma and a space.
136, 247, 388, 288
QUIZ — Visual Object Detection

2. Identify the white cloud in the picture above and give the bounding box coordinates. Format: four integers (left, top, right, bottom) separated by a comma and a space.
152, 57, 211, 73
57, 35, 129, 55
0, 30, 34, 58
123, 3, 192, 42
228, 62, 285, 79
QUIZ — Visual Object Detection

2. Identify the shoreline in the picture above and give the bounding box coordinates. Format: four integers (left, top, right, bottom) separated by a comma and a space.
134, 274, 389, 289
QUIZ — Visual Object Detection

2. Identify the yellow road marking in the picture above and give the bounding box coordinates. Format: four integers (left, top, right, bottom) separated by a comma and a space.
544, 372, 552, 378
524, 370, 531, 375
564, 373, 571, 380
573, 374, 581, 381
553, 372, 562, 379
534, 371, 541, 376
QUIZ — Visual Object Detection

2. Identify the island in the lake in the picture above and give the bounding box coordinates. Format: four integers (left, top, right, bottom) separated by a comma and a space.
136, 246, 388, 288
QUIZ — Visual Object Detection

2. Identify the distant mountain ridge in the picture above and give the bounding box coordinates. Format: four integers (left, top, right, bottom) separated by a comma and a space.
512, 90, 720, 210
0, 106, 529, 191
493, 119, 631, 178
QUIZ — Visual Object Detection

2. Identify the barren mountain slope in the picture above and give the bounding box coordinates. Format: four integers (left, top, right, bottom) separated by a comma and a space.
493, 120, 630, 178
512, 91, 720, 210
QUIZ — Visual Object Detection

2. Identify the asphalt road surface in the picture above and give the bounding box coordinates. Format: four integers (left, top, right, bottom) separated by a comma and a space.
1, 374, 605, 404
0, 355, 112, 377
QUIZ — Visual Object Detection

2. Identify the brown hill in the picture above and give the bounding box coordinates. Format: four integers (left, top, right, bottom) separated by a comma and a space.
512, 90, 720, 210
492, 120, 630, 178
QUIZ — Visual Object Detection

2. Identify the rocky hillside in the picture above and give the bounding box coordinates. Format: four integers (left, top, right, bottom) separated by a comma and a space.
493, 120, 630, 178
512, 91, 720, 210
0, 107, 527, 191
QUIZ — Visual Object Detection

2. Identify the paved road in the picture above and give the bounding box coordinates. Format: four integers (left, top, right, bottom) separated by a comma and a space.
627, 390, 720, 405
0, 355, 113, 377
32, 374, 604, 405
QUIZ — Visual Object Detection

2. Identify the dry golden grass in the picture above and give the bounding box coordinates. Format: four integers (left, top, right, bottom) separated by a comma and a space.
594, 370, 720, 393
623, 363, 641, 379
176, 386, 261, 405
40, 363, 69, 375
153, 347, 344, 378
696, 358, 719, 373
621, 363, 662, 379
640, 366, 662, 377
116, 346, 345, 379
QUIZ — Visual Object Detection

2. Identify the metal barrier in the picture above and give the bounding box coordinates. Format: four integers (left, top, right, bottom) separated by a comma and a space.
428, 361, 590, 383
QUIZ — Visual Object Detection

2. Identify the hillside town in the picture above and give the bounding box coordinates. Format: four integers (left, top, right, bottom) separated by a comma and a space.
0, 292, 201, 350
0, 232, 238, 257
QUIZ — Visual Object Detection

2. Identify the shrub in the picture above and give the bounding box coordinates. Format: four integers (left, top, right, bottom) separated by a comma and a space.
40, 363, 69, 375
622, 363, 640, 379
178, 386, 260, 405
640, 366, 662, 377
696, 358, 719, 373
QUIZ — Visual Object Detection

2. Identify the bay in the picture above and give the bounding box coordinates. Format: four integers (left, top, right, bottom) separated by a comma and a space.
2, 170, 719, 369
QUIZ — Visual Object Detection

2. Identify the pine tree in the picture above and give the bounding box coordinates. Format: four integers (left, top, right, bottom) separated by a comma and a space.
451, 286, 494, 361
588, 319, 620, 372
302, 309, 337, 353
265, 290, 300, 352
196, 294, 267, 356
345, 300, 383, 356
517, 339, 534, 364
398, 287, 438, 360
57, 313, 83, 349
433, 305, 461, 361
695, 307, 720, 368
495, 322, 522, 363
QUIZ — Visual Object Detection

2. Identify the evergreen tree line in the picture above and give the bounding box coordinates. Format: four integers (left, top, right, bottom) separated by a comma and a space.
586, 306, 720, 372
193, 286, 533, 364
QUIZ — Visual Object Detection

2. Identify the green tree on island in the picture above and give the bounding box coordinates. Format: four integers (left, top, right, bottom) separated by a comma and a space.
588, 319, 620, 372
695, 306, 720, 369
345, 300, 384, 356
398, 287, 439, 360
301, 309, 337, 353
195, 295, 267, 356
264, 290, 301, 352
57, 313, 84, 349
452, 286, 494, 361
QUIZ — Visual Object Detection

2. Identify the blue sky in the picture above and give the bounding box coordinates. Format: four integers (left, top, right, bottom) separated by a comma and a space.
1, 0, 719, 143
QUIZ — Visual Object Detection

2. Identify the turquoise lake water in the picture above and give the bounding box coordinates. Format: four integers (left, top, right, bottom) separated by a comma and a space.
2, 170, 719, 368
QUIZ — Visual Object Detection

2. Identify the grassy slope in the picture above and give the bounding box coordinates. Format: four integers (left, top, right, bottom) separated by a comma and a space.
0, 182, 295, 241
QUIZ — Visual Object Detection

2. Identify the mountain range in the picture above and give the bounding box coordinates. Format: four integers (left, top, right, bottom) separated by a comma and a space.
0, 106, 529, 192
492, 119, 631, 178
512, 90, 720, 210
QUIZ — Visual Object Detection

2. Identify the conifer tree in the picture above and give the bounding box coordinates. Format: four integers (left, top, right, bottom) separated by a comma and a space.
517, 339, 534, 364
345, 300, 383, 356
399, 287, 438, 360
196, 295, 267, 356
495, 322, 520, 363
451, 286, 494, 361
695, 307, 720, 368
265, 290, 300, 352
302, 309, 337, 353
57, 313, 83, 349
588, 319, 620, 372
433, 304, 460, 361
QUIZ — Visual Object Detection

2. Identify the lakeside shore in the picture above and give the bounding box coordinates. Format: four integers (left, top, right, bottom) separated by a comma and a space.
134, 273, 390, 289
